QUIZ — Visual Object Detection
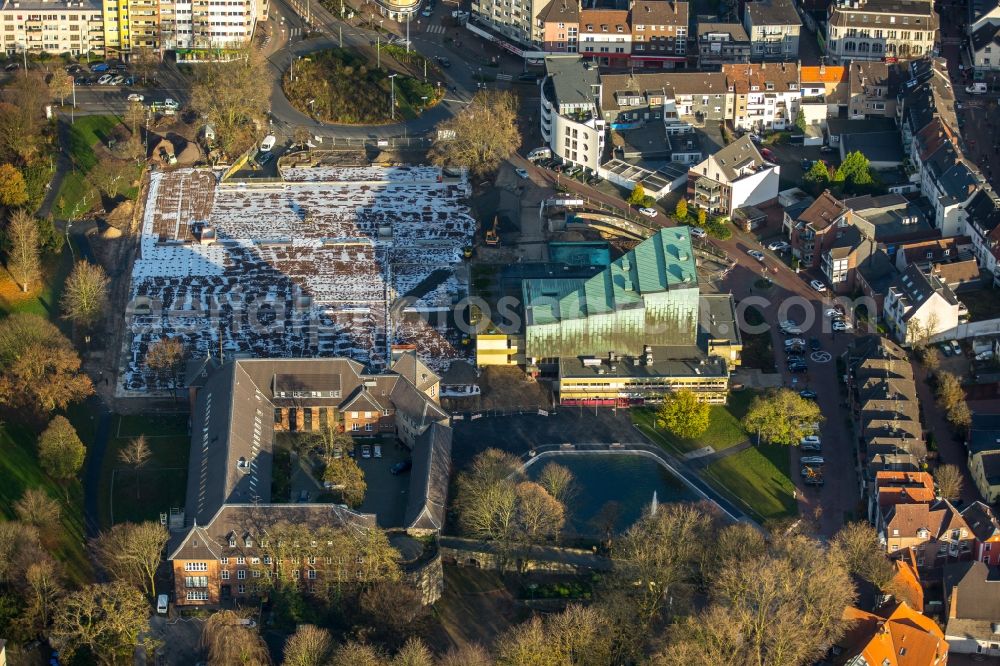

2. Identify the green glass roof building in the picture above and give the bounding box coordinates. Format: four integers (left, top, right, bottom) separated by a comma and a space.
523, 227, 700, 360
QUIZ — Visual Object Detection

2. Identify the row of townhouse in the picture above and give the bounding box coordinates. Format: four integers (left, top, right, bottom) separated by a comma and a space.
0, 0, 266, 57
967, 0, 1000, 73
846, 336, 1000, 660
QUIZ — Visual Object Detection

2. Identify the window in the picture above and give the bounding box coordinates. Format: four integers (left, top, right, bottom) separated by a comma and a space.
251, 557, 260, 564
252, 570, 261, 578
228, 537, 236, 547
221, 570, 230, 580
350, 411, 358, 418
308, 569, 317, 580
263, 556, 272, 565
184, 562, 208, 572
185, 576, 208, 588
352, 423, 360, 431
237, 569, 246, 580
186, 590, 209, 601
293, 569, 300, 579
220, 557, 229, 565
365, 423, 373, 432
236, 557, 245, 565
237, 584, 245, 594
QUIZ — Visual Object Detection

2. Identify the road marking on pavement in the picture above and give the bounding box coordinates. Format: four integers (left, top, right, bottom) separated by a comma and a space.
810, 351, 832, 363
425, 24, 446, 34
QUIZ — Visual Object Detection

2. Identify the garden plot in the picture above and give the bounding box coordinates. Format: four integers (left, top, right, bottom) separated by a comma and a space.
120, 166, 475, 394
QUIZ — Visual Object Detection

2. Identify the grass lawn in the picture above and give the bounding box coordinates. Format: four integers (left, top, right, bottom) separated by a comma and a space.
0, 423, 91, 584
0, 247, 74, 319
98, 412, 190, 529
632, 389, 755, 454
55, 115, 120, 219
702, 443, 798, 524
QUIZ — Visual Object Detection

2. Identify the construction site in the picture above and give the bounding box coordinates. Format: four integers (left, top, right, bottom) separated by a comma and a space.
119, 157, 477, 394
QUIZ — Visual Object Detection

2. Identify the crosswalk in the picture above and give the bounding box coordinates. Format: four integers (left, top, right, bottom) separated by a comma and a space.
425, 24, 446, 34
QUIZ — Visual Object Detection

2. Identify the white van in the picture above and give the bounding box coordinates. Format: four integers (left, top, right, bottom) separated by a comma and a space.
527, 147, 552, 161
967, 82, 988, 95
157, 594, 169, 614
260, 135, 276, 152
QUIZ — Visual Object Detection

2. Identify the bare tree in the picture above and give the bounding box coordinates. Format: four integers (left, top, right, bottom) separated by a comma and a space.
830, 522, 895, 590
48, 72, 73, 106
88, 155, 129, 200
934, 464, 964, 501
145, 337, 185, 391
282, 624, 333, 666
497, 605, 615, 666
359, 581, 428, 646
15, 488, 61, 536
92, 521, 169, 599
538, 461, 577, 504
614, 503, 714, 628
390, 638, 433, 666
328, 641, 388, 666
436, 643, 493, 666
936, 372, 965, 412
201, 609, 271, 666
429, 90, 521, 177
50, 581, 151, 666
118, 435, 152, 500
24, 556, 63, 635
123, 99, 146, 136
61, 261, 110, 331
190, 48, 269, 157
6, 209, 41, 293
323, 454, 367, 507
513, 481, 565, 547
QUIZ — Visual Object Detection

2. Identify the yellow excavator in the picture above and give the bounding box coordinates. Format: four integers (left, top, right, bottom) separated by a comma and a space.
485, 216, 500, 246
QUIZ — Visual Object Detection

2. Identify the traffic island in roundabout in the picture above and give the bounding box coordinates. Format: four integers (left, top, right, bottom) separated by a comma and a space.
282, 47, 445, 125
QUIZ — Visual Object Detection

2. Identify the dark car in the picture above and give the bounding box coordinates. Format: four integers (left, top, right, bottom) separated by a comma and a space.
800, 158, 812, 170
788, 363, 808, 373
434, 55, 451, 68
4, 62, 19, 72
799, 389, 818, 400
391, 460, 412, 475
516, 72, 540, 83
809, 338, 821, 351
92, 63, 109, 72
804, 476, 825, 487
786, 355, 805, 364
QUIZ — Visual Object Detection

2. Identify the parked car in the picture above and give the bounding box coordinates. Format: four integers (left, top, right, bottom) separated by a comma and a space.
809, 338, 821, 351
527, 146, 552, 161
156, 594, 169, 614
786, 354, 806, 363
391, 460, 412, 475
747, 249, 765, 262
127, 93, 144, 102
260, 134, 276, 152
515, 167, 529, 179
940, 341, 955, 356
800, 435, 822, 447
97, 74, 113, 85
517, 72, 540, 83
799, 389, 818, 400
766, 240, 790, 252
800, 158, 812, 170
361, 445, 372, 458
832, 320, 853, 332
788, 363, 808, 373
436, 56, 451, 68
801, 456, 825, 466
781, 325, 803, 335
804, 476, 825, 486
784, 337, 806, 347
452, 9, 470, 18
949, 340, 962, 356
820, 145, 836, 153
421, 5, 433, 16
374, 445, 382, 458
824, 308, 842, 318
810, 279, 827, 292
689, 227, 707, 239
162, 98, 180, 109
638, 207, 658, 218
92, 63, 109, 72
110, 75, 125, 85
760, 147, 775, 160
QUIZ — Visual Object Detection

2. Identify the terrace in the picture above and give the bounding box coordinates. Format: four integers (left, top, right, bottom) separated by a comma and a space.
121, 165, 477, 394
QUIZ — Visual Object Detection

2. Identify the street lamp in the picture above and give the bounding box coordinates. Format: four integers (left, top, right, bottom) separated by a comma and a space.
388, 73, 397, 120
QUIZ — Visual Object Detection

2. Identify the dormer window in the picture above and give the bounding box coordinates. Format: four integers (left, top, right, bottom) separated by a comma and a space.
751, 85, 759, 91
228, 537, 236, 547
917, 528, 929, 538
244, 536, 253, 548
765, 82, 774, 90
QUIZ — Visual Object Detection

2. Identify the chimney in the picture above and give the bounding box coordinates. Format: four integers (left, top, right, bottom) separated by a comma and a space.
819, 62, 826, 76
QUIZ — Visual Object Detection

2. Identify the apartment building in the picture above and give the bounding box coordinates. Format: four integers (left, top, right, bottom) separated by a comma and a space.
722, 61, 800, 131
578, 8, 631, 65
884, 264, 962, 345
825, 0, 938, 63
786, 190, 856, 269
742, 0, 801, 61
104, 0, 163, 55
539, 0, 579, 52
471, 0, 545, 47
0, 0, 104, 56
696, 21, 751, 67
540, 55, 606, 170
881, 499, 974, 563
628, 0, 687, 68
847, 61, 898, 118
688, 135, 780, 215
965, 185, 1000, 281
599, 70, 732, 126
159, 0, 264, 52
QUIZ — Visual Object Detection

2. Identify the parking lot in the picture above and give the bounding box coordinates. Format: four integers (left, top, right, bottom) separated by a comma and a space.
351, 437, 412, 528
